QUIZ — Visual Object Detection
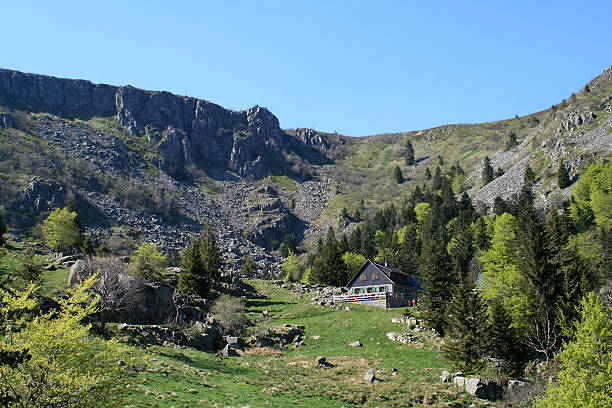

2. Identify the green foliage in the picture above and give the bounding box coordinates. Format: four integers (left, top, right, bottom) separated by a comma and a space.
524, 164, 536, 189
481, 156, 494, 186
210, 295, 249, 335
0, 249, 44, 289
557, 160, 571, 189
487, 299, 524, 377
81, 235, 95, 256
280, 233, 298, 258
404, 139, 415, 165
393, 165, 404, 184
0, 276, 144, 407
342, 252, 366, 279
569, 160, 612, 233
282, 250, 301, 282
179, 224, 222, 296
130, 242, 166, 280
441, 275, 487, 372
479, 213, 529, 335
535, 293, 612, 408
310, 227, 348, 287
42, 207, 83, 252
240, 255, 257, 275
504, 131, 518, 150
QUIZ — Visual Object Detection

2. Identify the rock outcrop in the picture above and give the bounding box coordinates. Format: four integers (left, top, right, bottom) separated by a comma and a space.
0, 68, 296, 179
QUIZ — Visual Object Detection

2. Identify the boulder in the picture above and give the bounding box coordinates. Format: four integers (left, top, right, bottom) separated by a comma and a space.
484, 379, 502, 401
440, 370, 451, 382
316, 356, 327, 365
349, 340, 362, 347
188, 334, 213, 350
364, 369, 379, 383
224, 336, 243, 349
453, 376, 466, 388
221, 344, 239, 357
68, 260, 86, 287
465, 378, 487, 399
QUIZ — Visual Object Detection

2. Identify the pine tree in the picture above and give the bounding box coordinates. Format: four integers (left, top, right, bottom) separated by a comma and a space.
482, 156, 494, 186
241, 255, 257, 275
393, 166, 404, 184
404, 140, 415, 165
473, 217, 490, 251
432, 166, 443, 190
310, 226, 348, 286
523, 165, 536, 189
425, 167, 431, 179
504, 132, 518, 150
493, 196, 507, 216
557, 160, 571, 189
438, 155, 444, 166
447, 212, 474, 277
441, 275, 487, 371
81, 235, 95, 256
487, 299, 524, 377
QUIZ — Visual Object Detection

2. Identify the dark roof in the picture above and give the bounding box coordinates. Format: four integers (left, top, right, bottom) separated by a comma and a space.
345, 259, 422, 289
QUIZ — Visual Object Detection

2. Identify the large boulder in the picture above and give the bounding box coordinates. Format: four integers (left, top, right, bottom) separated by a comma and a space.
68, 259, 86, 287
465, 378, 487, 399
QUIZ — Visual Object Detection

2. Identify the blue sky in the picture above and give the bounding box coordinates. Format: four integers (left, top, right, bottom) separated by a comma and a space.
2, 1, 610, 136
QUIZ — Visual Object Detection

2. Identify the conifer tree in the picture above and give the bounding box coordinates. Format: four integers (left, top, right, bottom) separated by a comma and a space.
179, 237, 206, 295
393, 166, 404, 184
441, 275, 487, 371
482, 156, 494, 185
419, 213, 454, 334
404, 140, 415, 165
557, 160, 571, 189
199, 223, 223, 286
432, 166, 443, 190
425, 167, 432, 179
523, 164, 536, 189
81, 235, 95, 256
310, 226, 348, 286
487, 299, 524, 377
447, 212, 474, 277
504, 131, 518, 150
241, 255, 257, 275
473, 217, 490, 251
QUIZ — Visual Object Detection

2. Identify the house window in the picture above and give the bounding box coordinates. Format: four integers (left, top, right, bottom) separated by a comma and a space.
380, 286, 386, 292
372, 272, 379, 280
360, 274, 367, 281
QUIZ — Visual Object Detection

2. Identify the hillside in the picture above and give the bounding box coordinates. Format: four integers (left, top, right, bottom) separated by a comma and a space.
1, 67, 611, 273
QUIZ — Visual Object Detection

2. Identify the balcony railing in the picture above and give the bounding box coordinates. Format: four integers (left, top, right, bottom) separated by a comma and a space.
332, 292, 415, 302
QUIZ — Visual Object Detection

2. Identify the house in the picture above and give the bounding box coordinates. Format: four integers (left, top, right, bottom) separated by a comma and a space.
333, 259, 421, 308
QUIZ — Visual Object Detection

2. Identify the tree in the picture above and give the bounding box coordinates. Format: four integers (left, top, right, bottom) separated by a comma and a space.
425, 167, 432, 179
241, 255, 257, 275
441, 275, 487, 372
487, 299, 524, 377
210, 295, 249, 335
0, 212, 6, 246
280, 233, 298, 258
524, 164, 536, 189
282, 250, 301, 282
179, 237, 206, 296
76, 256, 146, 329
81, 235, 95, 256
558, 160, 571, 189
129, 242, 166, 280
42, 207, 83, 253
393, 165, 404, 184
342, 252, 366, 279
535, 293, 612, 408
432, 166, 443, 190
310, 227, 348, 286
199, 223, 223, 287
0, 276, 144, 407
482, 156, 494, 186
473, 217, 491, 251
404, 140, 415, 165
505, 132, 518, 150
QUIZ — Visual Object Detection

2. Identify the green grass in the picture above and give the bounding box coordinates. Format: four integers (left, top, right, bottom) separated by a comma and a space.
124, 281, 479, 407
40, 266, 70, 295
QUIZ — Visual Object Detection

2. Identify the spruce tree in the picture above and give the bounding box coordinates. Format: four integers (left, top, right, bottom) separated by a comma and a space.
393, 166, 404, 184
487, 299, 524, 377
504, 132, 518, 151
523, 164, 536, 189
241, 255, 257, 275
432, 166, 443, 190
557, 160, 571, 189
179, 237, 206, 295
199, 223, 223, 286
404, 140, 415, 165
482, 156, 494, 186
310, 226, 348, 286
425, 167, 432, 179
447, 212, 474, 277
81, 235, 95, 256
493, 196, 507, 216
441, 275, 487, 371
473, 217, 490, 251
419, 213, 454, 334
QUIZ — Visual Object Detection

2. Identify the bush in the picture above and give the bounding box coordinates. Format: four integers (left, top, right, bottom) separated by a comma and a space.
210, 295, 249, 335
0, 277, 145, 407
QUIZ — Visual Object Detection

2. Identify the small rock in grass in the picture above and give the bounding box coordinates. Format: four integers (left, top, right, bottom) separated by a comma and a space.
187, 389, 198, 394
440, 370, 451, 382
311, 335, 321, 340
349, 340, 362, 347
391, 368, 398, 376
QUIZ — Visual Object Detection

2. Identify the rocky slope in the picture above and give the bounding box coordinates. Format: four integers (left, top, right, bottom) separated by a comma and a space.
1, 67, 611, 275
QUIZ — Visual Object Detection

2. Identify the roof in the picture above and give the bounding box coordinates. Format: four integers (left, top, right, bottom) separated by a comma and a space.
345, 259, 422, 289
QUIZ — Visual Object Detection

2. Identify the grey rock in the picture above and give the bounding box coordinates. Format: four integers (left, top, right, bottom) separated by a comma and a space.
364, 369, 378, 383
465, 378, 487, 399
453, 376, 466, 388
440, 370, 451, 382
349, 340, 362, 347
221, 344, 239, 357
68, 259, 86, 287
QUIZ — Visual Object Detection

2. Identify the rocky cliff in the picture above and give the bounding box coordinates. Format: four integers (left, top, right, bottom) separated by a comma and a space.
0, 68, 295, 179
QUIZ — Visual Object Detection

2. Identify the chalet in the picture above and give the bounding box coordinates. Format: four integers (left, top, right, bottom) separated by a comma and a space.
333, 259, 421, 308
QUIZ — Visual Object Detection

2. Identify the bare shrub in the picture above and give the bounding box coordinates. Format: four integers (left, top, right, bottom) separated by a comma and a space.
499, 378, 547, 408
76, 256, 146, 327
210, 295, 249, 335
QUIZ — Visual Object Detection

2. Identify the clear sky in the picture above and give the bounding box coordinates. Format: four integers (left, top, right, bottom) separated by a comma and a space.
2, 1, 611, 136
